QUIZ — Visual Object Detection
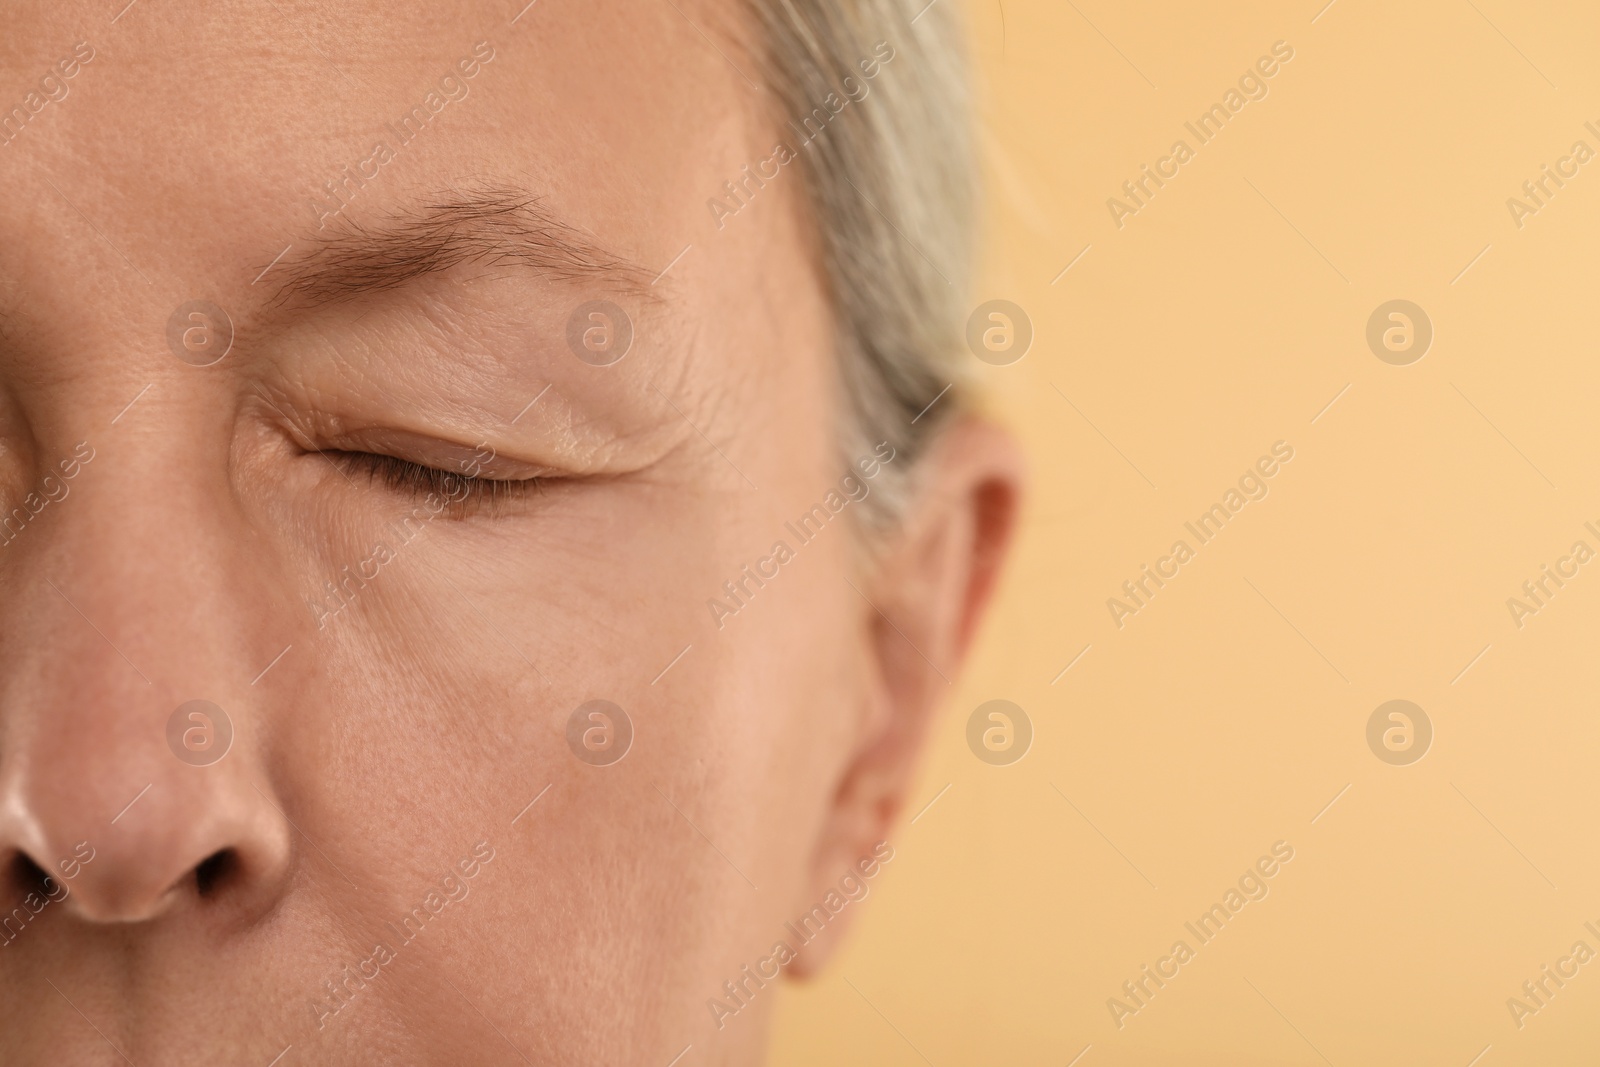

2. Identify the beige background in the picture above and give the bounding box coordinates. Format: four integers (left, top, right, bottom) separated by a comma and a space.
771, 0, 1600, 1063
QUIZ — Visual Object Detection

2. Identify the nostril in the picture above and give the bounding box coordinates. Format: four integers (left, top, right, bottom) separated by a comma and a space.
193, 849, 238, 898
7, 851, 51, 900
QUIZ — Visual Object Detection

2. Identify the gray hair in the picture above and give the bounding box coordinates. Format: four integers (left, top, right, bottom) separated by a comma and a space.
744, 0, 976, 526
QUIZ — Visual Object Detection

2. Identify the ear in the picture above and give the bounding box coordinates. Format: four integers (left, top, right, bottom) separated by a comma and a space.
789, 415, 1024, 976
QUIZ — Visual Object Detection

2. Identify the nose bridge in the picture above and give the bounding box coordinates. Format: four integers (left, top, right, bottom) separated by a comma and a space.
0, 437, 292, 922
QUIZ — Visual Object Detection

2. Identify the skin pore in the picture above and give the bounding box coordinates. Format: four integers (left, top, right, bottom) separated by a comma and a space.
0, 2, 1020, 1064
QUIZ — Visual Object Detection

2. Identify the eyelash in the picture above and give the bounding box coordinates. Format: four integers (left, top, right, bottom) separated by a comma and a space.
332, 451, 544, 512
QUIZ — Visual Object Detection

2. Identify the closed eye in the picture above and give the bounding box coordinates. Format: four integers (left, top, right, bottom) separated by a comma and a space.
330, 450, 545, 514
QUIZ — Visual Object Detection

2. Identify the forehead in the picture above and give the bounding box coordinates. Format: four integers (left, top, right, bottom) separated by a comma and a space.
0, 0, 760, 315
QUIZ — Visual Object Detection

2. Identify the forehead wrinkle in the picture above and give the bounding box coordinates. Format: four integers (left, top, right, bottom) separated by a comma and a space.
267, 184, 659, 313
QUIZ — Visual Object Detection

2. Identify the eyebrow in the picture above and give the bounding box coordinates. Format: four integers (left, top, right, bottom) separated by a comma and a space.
268, 187, 656, 311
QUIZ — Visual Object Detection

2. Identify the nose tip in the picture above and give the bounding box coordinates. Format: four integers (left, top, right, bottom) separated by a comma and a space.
0, 733, 293, 926
0, 451, 306, 933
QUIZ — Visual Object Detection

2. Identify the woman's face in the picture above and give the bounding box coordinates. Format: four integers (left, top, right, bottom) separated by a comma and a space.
0, 2, 1018, 1063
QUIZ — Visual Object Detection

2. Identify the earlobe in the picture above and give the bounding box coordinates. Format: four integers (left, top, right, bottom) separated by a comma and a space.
788, 416, 1024, 977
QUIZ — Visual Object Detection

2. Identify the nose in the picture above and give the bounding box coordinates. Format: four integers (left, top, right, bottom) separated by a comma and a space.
0, 430, 293, 925
0, 704, 291, 923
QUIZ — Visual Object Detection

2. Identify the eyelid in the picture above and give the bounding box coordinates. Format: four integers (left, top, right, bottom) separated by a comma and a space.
320, 425, 560, 481
331, 450, 547, 513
